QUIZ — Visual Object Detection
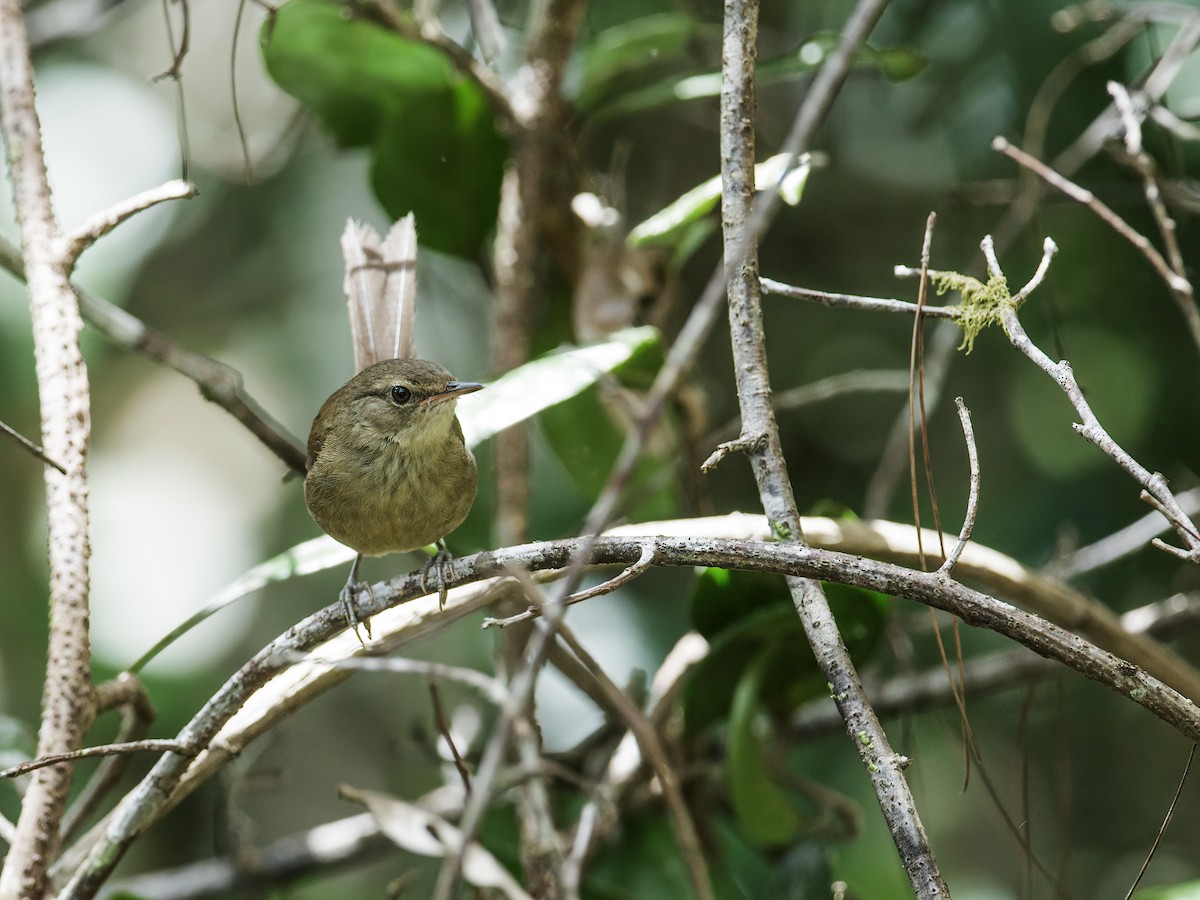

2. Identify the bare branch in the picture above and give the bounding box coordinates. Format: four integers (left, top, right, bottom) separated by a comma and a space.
60, 179, 197, 270
554, 622, 711, 900
0, 741, 194, 781
0, 0, 97, 891
0, 417, 66, 473
760, 277, 960, 318
481, 541, 655, 629
0, 236, 308, 474
1054, 487, 1200, 579
938, 398, 980, 577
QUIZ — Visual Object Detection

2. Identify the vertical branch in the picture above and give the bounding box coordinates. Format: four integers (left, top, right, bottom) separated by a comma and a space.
0, 0, 97, 895
716, 0, 948, 895
489, 2, 588, 895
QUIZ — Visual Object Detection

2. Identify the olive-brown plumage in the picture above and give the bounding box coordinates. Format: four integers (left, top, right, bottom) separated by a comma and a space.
304, 358, 481, 558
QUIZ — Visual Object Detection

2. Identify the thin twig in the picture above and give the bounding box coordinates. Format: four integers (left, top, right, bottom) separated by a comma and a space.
1106, 79, 1200, 350
0, 417, 66, 473
0, 741, 193, 781
481, 541, 655, 629
62, 673, 157, 842
954, 236, 1200, 560
428, 682, 473, 792
992, 137, 1194, 301
0, 236, 308, 474
1053, 486, 1200, 579
938, 397, 980, 577
1123, 743, 1196, 900
554, 622, 712, 900
760, 278, 959, 317
60, 179, 197, 270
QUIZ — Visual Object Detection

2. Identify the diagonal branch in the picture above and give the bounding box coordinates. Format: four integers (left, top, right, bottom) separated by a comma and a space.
714, 0, 946, 895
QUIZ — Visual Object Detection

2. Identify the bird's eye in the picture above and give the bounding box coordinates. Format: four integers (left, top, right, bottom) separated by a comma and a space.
390, 385, 412, 405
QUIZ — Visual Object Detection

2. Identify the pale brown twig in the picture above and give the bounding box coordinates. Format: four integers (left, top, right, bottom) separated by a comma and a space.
481, 540, 656, 629
0, 741, 194, 781
938, 397, 980, 578
60, 179, 196, 269
554, 621, 711, 900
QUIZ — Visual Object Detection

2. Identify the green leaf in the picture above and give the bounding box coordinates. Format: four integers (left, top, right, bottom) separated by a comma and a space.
262, 0, 453, 146
588, 37, 926, 122
684, 571, 890, 733
262, 0, 507, 257
727, 655, 802, 845
628, 153, 810, 249
1137, 881, 1200, 900
575, 13, 717, 113
457, 326, 661, 446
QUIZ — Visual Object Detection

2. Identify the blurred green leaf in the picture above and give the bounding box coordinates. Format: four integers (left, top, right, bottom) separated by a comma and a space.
262, 0, 506, 257
458, 326, 660, 446
728, 655, 802, 845
576, 13, 718, 113
1138, 881, 1200, 900
588, 37, 925, 121
685, 571, 889, 733
628, 153, 810, 250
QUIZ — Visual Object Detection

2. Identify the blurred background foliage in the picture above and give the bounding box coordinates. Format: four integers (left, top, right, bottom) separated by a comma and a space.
2, 0, 1200, 896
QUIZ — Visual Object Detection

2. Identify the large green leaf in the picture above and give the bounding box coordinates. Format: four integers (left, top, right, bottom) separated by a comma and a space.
262, 0, 506, 257
457, 326, 660, 446
728, 655, 802, 846
628, 153, 810, 251
575, 13, 719, 114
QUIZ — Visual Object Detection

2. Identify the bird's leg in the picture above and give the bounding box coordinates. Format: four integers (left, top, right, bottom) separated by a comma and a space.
340, 553, 373, 642
420, 540, 453, 609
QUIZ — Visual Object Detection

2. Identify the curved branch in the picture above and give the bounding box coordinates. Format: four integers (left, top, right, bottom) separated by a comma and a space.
59, 522, 1200, 896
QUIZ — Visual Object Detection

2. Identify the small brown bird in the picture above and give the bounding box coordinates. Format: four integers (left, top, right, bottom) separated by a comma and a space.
304, 357, 482, 632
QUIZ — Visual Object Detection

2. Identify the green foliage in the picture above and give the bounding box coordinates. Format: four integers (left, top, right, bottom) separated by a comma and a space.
581, 27, 926, 121
628, 153, 810, 254
262, 0, 506, 257
684, 570, 889, 844
537, 329, 681, 523
585, 809, 820, 899
1138, 881, 1200, 900
728, 654, 802, 845
684, 574, 877, 755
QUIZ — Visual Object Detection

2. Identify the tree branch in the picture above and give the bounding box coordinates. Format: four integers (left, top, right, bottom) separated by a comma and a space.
0, 1, 97, 893
715, 0, 945, 894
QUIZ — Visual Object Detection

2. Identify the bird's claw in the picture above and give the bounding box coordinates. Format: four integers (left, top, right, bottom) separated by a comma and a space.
420, 543, 453, 609
340, 579, 374, 644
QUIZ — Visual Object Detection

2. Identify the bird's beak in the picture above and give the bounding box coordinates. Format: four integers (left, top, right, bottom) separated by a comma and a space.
428, 381, 484, 404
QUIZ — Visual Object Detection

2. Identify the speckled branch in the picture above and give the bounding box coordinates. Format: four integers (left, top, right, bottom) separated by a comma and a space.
0, 1, 98, 895
715, 0, 946, 895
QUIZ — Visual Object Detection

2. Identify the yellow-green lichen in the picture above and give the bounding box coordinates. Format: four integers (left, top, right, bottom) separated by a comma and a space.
929, 269, 1014, 354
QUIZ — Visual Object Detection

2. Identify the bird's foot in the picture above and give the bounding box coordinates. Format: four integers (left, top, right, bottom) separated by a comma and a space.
341, 555, 374, 644
420, 541, 454, 609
